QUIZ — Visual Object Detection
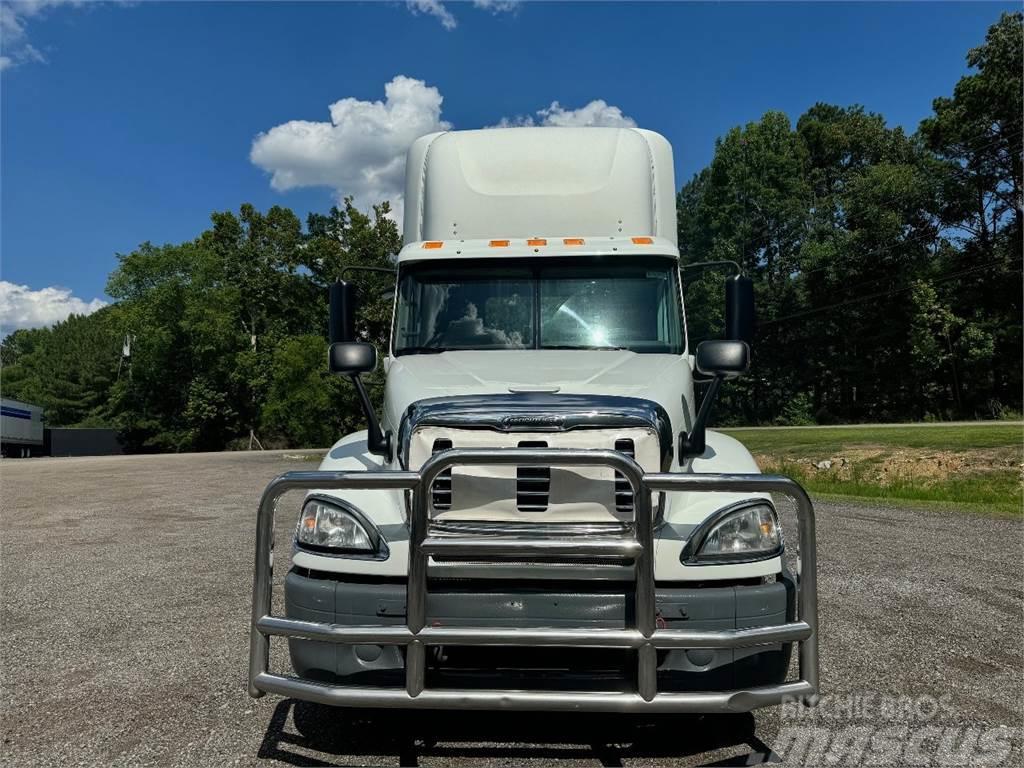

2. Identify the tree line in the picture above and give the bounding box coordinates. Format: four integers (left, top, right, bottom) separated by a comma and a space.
2, 12, 1020, 449
677, 11, 1020, 424
1, 202, 399, 451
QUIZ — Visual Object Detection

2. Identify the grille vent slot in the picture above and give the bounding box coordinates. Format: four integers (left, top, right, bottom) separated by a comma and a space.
614, 438, 635, 513
431, 439, 453, 510
516, 441, 550, 512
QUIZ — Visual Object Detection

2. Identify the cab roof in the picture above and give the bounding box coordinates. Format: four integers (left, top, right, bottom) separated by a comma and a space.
403, 127, 678, 246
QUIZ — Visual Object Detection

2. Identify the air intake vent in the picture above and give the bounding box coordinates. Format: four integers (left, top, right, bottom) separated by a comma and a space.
516, 441, 550, 512
431, 439, 453, 511
614, 438, 635, 513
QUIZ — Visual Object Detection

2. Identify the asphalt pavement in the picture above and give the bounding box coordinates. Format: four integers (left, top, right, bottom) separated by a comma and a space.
1, 452, 1021, 766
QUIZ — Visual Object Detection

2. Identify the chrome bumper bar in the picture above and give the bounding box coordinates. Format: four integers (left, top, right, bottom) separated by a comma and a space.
248, 448, 819, 712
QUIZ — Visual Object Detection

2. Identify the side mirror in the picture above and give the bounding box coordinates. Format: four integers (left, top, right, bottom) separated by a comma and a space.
725, 274, 754, 345
329, 281, 357, 344
329, 341, 377, 375
327, 286, 391, 461
680, 340, 751, 459
695, 340, 750, 380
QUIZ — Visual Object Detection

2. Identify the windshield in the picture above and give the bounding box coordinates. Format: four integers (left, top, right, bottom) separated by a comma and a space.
393, 257, 683, 355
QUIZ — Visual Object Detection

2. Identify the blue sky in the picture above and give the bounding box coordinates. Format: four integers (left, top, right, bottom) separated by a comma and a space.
0, 1, 1016, 331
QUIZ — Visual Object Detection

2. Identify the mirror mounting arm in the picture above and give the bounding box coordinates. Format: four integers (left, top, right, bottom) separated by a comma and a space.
350, 374, 392, 462
328, 279, 393, 462
679, 375, 724, 459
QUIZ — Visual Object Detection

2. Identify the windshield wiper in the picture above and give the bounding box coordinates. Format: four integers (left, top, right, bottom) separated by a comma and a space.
398, 345, 630, 354
395, 346, 447, 355
542, 345, 629, 351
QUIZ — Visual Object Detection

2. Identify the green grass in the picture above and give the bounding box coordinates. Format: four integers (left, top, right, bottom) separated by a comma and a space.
721, 423, 1021, 456
762, 459, 1021, 517
721, 423, 1022, 516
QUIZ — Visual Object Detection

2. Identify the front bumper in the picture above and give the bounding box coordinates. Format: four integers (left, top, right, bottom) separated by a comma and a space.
285, 568, 794, 692
249, 447, 819, 712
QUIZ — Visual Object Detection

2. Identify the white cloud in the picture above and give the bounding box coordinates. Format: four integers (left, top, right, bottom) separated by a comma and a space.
405, 0, 519, 30
0, 281, 107, 334
405, 0, 457, 30
537, 99, 637, 128
0, 0, 82, 71
471, 0, 521, 14
494, 100, 637, 129
251, 75, 451, 223
251, 77, 634, 226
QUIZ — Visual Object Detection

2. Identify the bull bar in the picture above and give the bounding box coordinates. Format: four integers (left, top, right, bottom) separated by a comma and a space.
248, 448, 819, 712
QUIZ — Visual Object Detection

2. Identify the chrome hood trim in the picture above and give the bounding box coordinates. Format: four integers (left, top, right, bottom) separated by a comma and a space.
397, 393, 673, 470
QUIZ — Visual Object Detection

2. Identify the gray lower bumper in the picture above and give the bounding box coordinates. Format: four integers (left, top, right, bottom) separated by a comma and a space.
285, 569, 794, 691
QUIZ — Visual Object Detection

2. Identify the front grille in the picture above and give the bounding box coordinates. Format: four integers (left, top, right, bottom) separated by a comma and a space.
516, 440, 550, 512
431, 439, 453, 510
418, 430, 650, 518
614, 438, 635, 513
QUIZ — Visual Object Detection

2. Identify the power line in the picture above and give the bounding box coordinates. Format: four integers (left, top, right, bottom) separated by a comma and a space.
682, 124, 1022, 319
681, 125, 1022, 277
759, 259, 1017, 327
796, 227, 944, 277
688, 181, 1011, 290
934, 126, 1023, 158
758, 127, 1021, 274
683, 224, 946, 294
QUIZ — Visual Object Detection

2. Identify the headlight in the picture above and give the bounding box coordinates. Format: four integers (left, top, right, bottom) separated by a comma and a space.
684, 502, 782, 563
296, 498, 376, 553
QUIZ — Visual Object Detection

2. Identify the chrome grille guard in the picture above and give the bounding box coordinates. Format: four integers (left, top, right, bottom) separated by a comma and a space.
248, 448, 820, 712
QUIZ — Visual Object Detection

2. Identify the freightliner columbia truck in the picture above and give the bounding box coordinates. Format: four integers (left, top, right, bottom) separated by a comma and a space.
248, 127, 819, 714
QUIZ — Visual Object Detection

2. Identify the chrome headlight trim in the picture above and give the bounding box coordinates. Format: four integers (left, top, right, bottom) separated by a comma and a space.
680, 499, 783, 565
294, 495, 390, 561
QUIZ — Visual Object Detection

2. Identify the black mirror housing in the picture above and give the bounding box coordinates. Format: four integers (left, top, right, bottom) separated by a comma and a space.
329, 281, 357, 344
329, 342, 377, 375
695, 340, 750, 379
725, 274, 754, 345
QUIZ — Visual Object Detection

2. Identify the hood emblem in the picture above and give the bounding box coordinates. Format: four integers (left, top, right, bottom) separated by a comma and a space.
500, 414, 566, 429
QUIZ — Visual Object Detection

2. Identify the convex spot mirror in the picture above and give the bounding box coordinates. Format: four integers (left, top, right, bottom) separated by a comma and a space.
329, 342, 377, 375
695, 340, 750, 380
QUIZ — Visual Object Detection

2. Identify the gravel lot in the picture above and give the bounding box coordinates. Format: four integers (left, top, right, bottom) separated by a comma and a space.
1, 451, 1021, 767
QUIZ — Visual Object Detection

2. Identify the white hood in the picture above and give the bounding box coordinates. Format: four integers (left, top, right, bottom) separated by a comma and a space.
309, 350, 778, 580
384, 350, 693, 438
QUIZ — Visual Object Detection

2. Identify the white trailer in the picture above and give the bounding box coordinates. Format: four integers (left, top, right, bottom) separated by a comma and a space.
248, 127, 820, 715
1, 398, 44, 457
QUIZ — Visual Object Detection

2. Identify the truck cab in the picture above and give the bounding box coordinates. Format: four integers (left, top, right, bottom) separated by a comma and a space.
248, 127, 819, 713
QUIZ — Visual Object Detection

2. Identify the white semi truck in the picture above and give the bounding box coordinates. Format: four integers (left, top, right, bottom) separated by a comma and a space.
1, 398, 44, 458
248, 127, 819, 714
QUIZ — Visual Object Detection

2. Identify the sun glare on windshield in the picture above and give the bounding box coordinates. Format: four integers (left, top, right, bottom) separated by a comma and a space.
393, 257, 683, 355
